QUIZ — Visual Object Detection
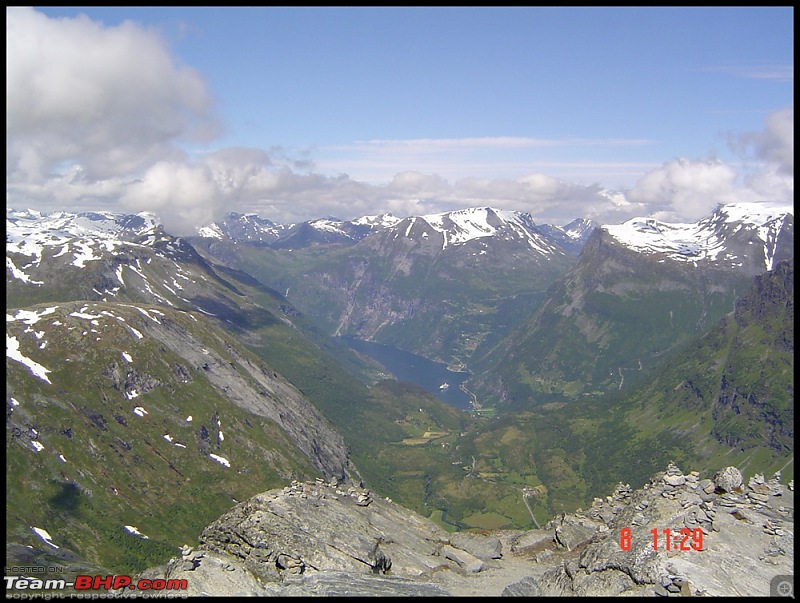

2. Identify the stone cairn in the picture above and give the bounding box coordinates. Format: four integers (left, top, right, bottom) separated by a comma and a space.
279, 476, 374, 507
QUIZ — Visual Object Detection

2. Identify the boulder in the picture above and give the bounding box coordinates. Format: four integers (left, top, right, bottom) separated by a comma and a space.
714, 466, 744, 493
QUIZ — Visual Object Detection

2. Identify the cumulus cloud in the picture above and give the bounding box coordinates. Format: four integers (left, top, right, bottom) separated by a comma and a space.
6, 6, 220, 183
733, 106, 793, 175
625, 158, 747, 222
116, 149, 364, 234
624, 106, 794, 223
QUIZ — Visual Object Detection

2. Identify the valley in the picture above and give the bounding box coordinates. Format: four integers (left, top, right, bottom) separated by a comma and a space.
6, 202, 793, 582
6, 7, 792, 595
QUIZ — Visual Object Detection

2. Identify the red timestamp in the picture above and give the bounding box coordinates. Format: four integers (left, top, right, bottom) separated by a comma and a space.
619, 527, 703, 551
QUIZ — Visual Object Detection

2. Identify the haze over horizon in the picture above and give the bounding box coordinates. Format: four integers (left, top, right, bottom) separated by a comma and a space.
7, 7, 793, 235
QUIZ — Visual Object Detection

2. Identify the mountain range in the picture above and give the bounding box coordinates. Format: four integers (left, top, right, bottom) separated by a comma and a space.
6, 200, 793, 583
191, 202, 792, 405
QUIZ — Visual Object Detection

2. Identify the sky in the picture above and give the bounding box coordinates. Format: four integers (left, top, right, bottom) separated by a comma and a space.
6, 6, 794, 235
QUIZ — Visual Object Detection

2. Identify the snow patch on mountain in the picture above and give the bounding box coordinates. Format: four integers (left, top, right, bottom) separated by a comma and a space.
561, 218, 597, 240
7, 307, 58, 325
351, 214, 402, 229
210, 453, 231, 467
6, 257, 44, 285
124, 525, 149, 539
31, 527, 59, 549
197, 224, 225, 239
306, 218, 351, 236
7, 334, 52, 383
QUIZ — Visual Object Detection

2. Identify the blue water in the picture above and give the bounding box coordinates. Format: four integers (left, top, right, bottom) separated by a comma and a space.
341, 337, 472, 411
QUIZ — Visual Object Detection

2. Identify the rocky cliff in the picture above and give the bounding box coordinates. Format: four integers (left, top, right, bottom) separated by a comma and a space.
135, 463, 793, 596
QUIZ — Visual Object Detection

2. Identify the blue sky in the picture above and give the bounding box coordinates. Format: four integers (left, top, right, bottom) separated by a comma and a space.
7, 7, 794, 233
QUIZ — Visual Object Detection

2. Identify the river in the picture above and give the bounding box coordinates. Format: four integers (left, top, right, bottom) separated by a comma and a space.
340, 337, 473, 411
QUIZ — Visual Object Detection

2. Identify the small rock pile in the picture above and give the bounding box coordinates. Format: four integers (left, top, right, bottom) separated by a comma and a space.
281, 477, 374, 507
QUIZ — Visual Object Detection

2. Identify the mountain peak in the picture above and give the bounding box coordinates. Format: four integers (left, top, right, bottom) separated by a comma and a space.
603, 201, 793, 272
411, 206, 553, 252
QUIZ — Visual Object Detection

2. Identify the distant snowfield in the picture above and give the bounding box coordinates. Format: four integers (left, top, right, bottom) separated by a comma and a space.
5, 208, 159, 283
416, 207, 557, 253
604, 201, 793, 270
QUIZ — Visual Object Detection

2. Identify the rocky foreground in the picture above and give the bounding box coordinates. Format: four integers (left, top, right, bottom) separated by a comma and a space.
135, 464, 793, 596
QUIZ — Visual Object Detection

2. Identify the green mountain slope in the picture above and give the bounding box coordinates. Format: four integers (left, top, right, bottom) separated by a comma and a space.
6, 301, 349, 578
472, 228, 758, 408
527, 258, 794, 510
6, 215, 562, 577
8, 210, 792, 577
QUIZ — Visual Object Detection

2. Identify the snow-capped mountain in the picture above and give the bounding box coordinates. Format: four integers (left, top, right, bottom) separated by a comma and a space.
604, 202, 793, 272
536, 218, 598, 255
197, 212, 289, 243
7, 208, 160, 240
472, 201, 793, 409
189, 206, 583, 365
387, 207, 562, 255
201, 212, 402, 249
6, 209, 161, 282
197, 206, 595, 257
6, 207, 255, 314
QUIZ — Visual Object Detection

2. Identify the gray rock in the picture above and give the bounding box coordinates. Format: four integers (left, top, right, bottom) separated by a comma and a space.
132, 549, 268, 597
134, 463, 794, 597
553, 519, 600, 551
440, 544, 485, 573
150, 317, 355, 482
510, 528, 553, 552
262, 571, 453, 596
714, 466, 744, 493
197, 480, 478, 583
663, 474, 686, 486
501, 575, 543, 596
448, 531, 503, 560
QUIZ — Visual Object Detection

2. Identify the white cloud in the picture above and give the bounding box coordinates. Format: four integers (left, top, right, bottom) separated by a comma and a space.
343, 136, 653, 151
4, 8, 793, 231
625, 158, 747, 222
6, 6, 220, 183
736, 106, 793, 175
702, 63, 793, 83
624, 106, 794, 223
742, 164, 794, 203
